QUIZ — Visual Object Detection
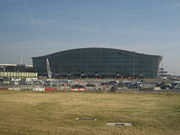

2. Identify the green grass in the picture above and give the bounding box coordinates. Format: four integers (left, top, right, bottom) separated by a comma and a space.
0, 90, 180, 135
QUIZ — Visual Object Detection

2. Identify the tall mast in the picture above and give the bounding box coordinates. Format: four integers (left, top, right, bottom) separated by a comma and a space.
46, 59, 52, 79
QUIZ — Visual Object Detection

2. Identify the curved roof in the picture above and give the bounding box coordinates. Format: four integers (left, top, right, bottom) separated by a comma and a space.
32, 47, 162, 59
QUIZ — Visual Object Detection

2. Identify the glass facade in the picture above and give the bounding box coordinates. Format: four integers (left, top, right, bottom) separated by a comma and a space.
32, 48, 162, 78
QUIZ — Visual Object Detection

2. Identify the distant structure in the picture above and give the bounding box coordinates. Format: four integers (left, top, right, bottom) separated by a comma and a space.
32, 47, 162, 78
157, 67, 168, 79
0, 64, 37, 80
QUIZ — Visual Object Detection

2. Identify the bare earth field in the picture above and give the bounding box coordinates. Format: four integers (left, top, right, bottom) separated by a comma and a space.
0, 91, 179, 135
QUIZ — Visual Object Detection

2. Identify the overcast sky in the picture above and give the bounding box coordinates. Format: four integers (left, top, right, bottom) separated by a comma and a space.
0, 0, 180, 75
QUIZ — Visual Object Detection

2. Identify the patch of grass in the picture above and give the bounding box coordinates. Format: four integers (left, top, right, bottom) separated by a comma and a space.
0, 91, 180, 135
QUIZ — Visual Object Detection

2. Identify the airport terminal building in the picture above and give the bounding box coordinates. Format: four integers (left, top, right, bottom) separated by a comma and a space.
32, 47, 162, 78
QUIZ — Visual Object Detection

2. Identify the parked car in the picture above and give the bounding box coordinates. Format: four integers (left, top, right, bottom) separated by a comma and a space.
70, 84, 87, 91
86, 83, 96, 87
160, 82, 173, 89
174, 84, 180, 89
71, 84, 85, 88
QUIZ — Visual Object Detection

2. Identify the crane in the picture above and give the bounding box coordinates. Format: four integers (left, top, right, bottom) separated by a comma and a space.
46, 59, 52, 79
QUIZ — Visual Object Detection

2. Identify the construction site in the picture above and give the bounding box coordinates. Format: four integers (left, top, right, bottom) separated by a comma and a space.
0, 48, 180, 92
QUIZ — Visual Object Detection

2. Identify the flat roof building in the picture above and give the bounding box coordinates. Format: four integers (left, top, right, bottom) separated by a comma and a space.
0, 64, 37, 79
32, 47, 162, 78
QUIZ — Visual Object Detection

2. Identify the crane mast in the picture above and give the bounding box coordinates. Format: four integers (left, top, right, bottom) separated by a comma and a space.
46, 59, 52, 79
